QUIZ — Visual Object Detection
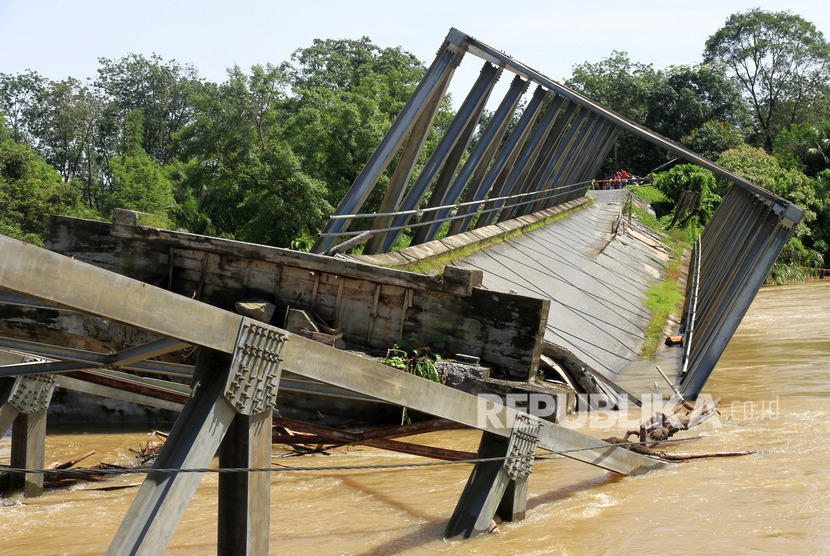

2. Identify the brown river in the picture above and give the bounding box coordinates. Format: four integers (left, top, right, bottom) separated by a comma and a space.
2, 280, 830, 554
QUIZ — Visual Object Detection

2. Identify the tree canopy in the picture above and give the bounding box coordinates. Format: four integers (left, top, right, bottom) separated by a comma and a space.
567, 53, 748, 174
0, 114, 86, 244
704, 9, 830, 150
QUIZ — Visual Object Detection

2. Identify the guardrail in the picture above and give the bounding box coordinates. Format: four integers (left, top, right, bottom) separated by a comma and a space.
676, 185, 803, 399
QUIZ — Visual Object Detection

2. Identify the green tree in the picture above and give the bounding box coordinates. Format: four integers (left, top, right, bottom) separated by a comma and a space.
718, 144, 820, 265
108, 110, 173, 218
284, 38, 431, 208
653, 164, 722, 227
289, 37, 423, 101
96, 53, 203, 164
654, 65, 750, 139
173, 64, 330, 246
567, 53, 748, 174
773, 121, 830, 176
704, 9, 830, 150
567, 51, 655, 123
0, 70, 48, 146
681, 120, 746, 161
36, 78, 103, 197
0, 114, 86, 244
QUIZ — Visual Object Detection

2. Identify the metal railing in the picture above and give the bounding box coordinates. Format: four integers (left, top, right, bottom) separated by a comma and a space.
317, 180, 592, 238
676, 186, 803, 399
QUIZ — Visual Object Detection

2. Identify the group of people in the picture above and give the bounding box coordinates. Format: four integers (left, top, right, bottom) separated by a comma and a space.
596, 170, 630, 190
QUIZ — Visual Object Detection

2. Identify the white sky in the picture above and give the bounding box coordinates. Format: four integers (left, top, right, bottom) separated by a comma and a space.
2, 0, 830, 102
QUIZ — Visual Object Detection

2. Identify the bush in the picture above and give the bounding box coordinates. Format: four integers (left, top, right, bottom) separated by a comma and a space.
653, 164, 722, 225
0, 124, 88, 244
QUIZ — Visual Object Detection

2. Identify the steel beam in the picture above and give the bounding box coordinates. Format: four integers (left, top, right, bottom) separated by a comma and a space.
524, 107, 589, 215
444, 432, 512, 539
312, 32, 465, 254
10, 409, 47, 497
0, 235, 242, 354
0, 400, 18, 440
108, 338, 191, 368
0, 360, 95, 377
454, 28, 796, 205
106, 350, 239, 555
218, 409, 273, 556
501, 102, 578, 221
414, 74, 529, 245
0, 336, 194, 378
363, 69, 454, 254
373, 62, 500, 254
55, 375, 186, 412
477, 95, 564, 228
450, 85, 548, 235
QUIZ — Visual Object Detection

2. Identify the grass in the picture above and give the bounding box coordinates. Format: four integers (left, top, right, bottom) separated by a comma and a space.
396, 200, 593, 275
640, 228, 688, 359
766, 262, 807, 285
625, 184, 668, 205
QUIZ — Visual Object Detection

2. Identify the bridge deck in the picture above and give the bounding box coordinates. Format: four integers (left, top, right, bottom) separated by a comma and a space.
453, 190, 671, 379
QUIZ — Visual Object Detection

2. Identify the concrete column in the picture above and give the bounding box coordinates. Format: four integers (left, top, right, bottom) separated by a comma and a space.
444, 432, 513, 539
9, 408, 47, 497
218, 408, 273, 556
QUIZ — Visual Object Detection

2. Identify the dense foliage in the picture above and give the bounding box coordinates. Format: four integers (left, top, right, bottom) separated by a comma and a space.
0, 114, 87, 244
1, 10, 829, 273
0, 38, 435, 248
704, 9, 830, 150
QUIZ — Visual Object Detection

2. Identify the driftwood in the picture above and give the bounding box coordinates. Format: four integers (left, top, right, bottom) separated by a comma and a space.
604, 397, 758, 461
47, 450, 96, 470
655, 451, 758, 461
39, 431, 169, 490
633, 397, 722, 445
129, 430, 168, 464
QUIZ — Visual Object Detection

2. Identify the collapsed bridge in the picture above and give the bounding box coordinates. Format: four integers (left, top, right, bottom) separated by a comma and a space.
314, 27, 804, 399
0, 27, 804, 554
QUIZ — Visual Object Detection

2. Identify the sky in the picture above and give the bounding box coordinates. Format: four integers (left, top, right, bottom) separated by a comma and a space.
2, 0, 830, 104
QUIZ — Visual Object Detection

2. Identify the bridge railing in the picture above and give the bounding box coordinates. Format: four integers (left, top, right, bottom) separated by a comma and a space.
676, 185, 803, 399
317, 179, 593, 239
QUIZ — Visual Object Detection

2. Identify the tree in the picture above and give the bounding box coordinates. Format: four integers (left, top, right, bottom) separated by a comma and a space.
173, 64, 330, 246
96, 53, 203, 164
284, 38, 432, 208
0, 70, 47, 146
36, 79, 103, 191
567, 54, 749, 174
773, 121, 830, 176
0, 114, 87, 244
289, 37, 423, 103
718, 144, 820, 265
108, 110, 173, 218
653, 164, 722, 227
567, 51, 655, 123
704, 9, 830, 150
681, 120, 746, 161
654, 65, 750, 140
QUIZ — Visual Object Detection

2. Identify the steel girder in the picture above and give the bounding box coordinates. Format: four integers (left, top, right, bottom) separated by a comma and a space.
313, 27, 801, 255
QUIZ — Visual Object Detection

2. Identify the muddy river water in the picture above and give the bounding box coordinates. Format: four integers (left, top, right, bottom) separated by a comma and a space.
2, 280, 830, 554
